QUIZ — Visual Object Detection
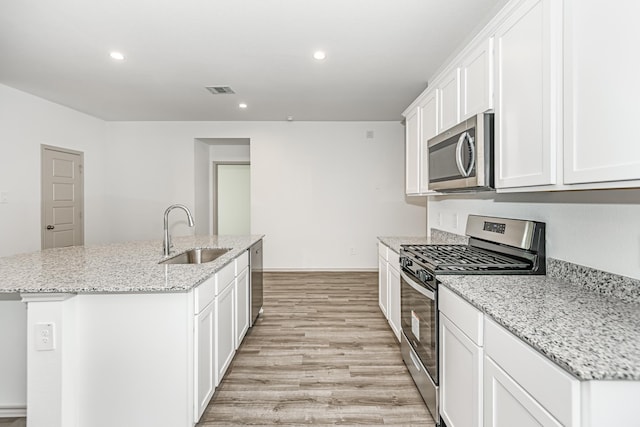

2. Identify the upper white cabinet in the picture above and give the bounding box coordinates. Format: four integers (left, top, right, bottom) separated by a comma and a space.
494, 0, 562, 189
460, 38, 494, 121
437, 68, 461, 132
562, 0, 640, 186
419, 90, 438, 194
405, 106, 421, 195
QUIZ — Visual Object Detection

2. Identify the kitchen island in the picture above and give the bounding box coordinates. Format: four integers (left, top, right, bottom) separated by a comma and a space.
0, 235, 263, 427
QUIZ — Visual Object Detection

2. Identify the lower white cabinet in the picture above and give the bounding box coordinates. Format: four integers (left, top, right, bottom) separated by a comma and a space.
378, 243, 401, 342
234, 266, 249, 349
194, 300, 215, 420
439, 286, 483, 427
484, 317, 580, 427
378, 244, 389, 317
215, 279, 235, 384
484, 355, 562, 427
387, 263, 401, 342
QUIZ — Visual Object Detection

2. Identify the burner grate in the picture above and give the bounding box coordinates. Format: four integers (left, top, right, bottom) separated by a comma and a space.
403, 244, 531, 272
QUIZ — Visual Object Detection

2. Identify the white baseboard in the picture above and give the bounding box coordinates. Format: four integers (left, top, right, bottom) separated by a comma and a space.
0, 406, 26, 418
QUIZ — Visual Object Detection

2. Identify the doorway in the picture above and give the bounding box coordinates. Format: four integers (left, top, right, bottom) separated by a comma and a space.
41, 145, 84, 249
212, 162, 250, 235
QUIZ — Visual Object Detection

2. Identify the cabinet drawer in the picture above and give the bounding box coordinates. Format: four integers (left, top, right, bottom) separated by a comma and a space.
378, 243, 388, 261
235, 250, 249, 275
215, 261, 236, 296
387, 249, 400, 271
484, 318, 580, 426
439, 286, 483, 346
195, 275, 216, 314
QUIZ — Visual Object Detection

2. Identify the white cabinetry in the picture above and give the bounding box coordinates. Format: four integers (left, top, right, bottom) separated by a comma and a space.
216, 278, 235, 384
562, 0, 640, 187
387, 251, 401, 342
419, 90, 438, 194
494, 0, 562, 189
235, 265, 249, 349
437, 68, 460, 132
378, 243, 389, 316
439, 286, 483, 427
194, 297, 215, 419
460, 38, 494, 121
405, 106, 421, 195
378, 242, 401, 342
484, 318, 580, 427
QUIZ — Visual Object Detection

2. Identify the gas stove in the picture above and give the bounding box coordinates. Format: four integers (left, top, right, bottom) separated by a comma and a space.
401, 215, 546, 279
398, 215, 546, 425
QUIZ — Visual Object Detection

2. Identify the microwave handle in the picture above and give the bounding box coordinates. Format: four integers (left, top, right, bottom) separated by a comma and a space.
455, 131, 476, 178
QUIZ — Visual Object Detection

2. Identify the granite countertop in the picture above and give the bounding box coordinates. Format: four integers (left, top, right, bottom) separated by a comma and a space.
0, 235, 263, 294
378, 231, 640, 381
440, 274, 640, 381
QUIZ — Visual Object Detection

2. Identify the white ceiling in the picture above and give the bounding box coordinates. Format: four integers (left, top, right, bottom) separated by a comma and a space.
0, 0, 508, 122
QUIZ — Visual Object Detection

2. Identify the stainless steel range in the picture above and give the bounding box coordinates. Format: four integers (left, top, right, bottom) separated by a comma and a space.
399, 215, 546, 425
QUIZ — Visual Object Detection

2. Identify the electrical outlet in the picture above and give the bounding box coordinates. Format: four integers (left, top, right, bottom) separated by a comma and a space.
349, 247, 357, 256
35, 322, 55, 351
0, 191, 8, 204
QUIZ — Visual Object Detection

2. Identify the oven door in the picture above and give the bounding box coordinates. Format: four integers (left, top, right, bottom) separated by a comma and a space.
400, 270, 438, 384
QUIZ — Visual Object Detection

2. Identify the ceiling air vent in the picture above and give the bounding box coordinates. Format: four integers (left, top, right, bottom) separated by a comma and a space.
205, 86, 236, 95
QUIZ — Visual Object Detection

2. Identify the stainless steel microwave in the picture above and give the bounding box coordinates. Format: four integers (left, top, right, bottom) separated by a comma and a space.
428, 113, 494, 192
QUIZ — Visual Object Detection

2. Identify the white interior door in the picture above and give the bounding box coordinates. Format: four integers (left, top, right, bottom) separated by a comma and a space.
41, 145, 84, 249
214, 163, 250, 235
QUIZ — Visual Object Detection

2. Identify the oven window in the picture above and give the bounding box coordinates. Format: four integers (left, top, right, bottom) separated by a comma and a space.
401, 275, 438, 382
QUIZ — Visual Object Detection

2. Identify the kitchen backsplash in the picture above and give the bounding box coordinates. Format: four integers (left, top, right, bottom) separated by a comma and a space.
547, 258, 640, 305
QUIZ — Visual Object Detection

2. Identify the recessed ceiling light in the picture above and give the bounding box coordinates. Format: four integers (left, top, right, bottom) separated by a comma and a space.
313, 51, 326, 61
239, 103, 248, 109
110, 51, 125, 61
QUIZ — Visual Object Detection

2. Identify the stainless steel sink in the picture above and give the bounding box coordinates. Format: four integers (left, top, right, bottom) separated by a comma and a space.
159, 248, 231, 265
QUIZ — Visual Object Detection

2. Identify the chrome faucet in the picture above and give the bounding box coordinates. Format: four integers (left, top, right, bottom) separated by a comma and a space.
163, 204, 195, 256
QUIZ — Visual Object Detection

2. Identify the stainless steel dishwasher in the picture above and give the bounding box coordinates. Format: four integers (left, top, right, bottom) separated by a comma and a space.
249, 240, 263, 326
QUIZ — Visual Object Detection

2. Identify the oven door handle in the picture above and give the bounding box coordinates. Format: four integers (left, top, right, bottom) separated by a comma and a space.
401, 271, 435, 300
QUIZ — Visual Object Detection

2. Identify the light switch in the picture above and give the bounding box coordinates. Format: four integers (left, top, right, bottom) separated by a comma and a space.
35, 322, 55, 351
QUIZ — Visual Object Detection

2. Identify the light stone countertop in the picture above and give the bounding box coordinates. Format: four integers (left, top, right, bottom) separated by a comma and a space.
378, 230, 640, 381
0, 235, 263, 294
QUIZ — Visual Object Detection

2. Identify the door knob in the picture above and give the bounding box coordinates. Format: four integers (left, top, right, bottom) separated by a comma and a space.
46, 225, 55, 230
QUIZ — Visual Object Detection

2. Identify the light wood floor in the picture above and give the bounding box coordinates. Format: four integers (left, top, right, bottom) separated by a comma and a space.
197, 271, 435, 426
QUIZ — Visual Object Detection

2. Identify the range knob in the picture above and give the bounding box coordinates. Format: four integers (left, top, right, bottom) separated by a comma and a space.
418, 269, 432, 283
401, 258, 413, 269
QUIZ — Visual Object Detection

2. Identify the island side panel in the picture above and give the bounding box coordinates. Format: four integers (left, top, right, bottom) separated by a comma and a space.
0, 294, 27, 416
75, 292, 194, 427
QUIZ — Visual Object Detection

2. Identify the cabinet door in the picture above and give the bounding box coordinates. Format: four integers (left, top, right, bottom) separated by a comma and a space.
419, 90, 438, 194
438, 68, 461, 132
194, 301, 215, 421
387, 265, 401, 342
378, 255, 388, 318
563, 0, 640, 185
234, 267, 249, 349
440, 314, 482, 427
494, 0, 561, 189
405, 106, 421, 195
484, 356, 562, 427
215, 282, 235, 385
461, 38, 494, 121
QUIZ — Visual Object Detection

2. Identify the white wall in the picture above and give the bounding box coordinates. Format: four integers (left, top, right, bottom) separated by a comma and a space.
193, 140, 210, 235
0, 84, 108, 257
428, 190, 640, 279
103, 121, 425, 270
